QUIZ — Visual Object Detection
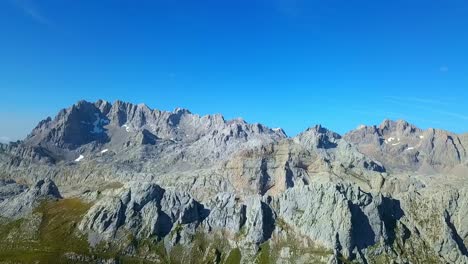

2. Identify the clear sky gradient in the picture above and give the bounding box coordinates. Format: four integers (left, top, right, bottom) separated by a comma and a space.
1, 0, 467, 142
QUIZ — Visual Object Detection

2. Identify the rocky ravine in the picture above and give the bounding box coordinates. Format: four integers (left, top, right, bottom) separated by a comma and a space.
0, 100, 467, 264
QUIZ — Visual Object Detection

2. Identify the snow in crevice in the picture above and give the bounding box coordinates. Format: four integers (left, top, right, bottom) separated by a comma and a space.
100, 149, 108, 154
407, 147, 414, 150
122, 124, 131, 132
419, 135, 424, 139
74, 155, 84, 162
391, 142, 400, 146
149, 123, 157, 132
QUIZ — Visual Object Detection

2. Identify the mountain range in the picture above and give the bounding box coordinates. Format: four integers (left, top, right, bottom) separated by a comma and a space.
0, 100, 467, 264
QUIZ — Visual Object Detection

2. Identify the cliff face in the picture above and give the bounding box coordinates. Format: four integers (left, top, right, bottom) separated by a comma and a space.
0, 100, 467, 264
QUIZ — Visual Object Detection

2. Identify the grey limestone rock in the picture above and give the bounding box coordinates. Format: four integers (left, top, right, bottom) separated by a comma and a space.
0, 178, 61, 219
79, 181, 207, 245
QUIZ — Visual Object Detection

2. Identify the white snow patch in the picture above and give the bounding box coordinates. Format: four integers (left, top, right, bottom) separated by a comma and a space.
419, 135, 424, 139
74, 155, 84, 162
397, 138, 400, 141
391, 142, 400, 146
407, 147, 414, 150
386, 137, 395, 142
100, 149, 108, 154
122, 124, 130, 132
357, 124, 366, 130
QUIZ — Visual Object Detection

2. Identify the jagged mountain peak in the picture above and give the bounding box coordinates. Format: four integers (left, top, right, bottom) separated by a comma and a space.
173, 107, 192, 115
345, 119, 467, 173
14, 100, 287, 166
378, 119, 420, 135
294, 124, 342, 150
304, 124, 341, 137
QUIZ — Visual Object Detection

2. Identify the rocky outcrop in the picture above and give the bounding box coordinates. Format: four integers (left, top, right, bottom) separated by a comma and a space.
271, 183, 401, 260
0, 178, 61, 219
79, 182, 207, 246
396, 186, 468, 263
202, 193, 246, 234
79, 182, 277, 248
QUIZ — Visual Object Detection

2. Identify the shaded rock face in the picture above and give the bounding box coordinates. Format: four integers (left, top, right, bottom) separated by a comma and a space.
0, 178, 61, 219
271, 183, 403, 258
0, 179, 27, 202
202, 193, 247, 233
79, 182, 208, 244
79, 182, 278, 248
388, 186, 468, 264
345, 119, 467, 172
27, 100, 110, 149
243, 195, 275, 244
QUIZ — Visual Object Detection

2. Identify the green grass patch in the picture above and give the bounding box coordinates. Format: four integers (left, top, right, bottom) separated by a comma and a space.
255, 242, 271, 264
224, 248, 241, 264
0, 198, 92, 263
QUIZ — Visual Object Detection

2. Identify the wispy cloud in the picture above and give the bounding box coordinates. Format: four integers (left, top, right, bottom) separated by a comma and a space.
11, 0, 50, 25
383, 96, 468, 121
383, 96, 451, 106
348, 108, 445, 126
435, 110, 468, 121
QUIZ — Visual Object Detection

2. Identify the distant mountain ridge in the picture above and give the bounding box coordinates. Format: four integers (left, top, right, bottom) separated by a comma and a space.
0, 99, 467, 263
345, 119, 467, 174
6, 99, 465, 174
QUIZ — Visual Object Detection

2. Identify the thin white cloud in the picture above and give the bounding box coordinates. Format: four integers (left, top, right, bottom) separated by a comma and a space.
11, 0, 50, 25
435, 110, 468, 121
384, 96, 450, 106
383, 97, 468, 122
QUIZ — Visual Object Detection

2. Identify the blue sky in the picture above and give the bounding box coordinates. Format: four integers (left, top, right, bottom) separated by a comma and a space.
0, 0, 467, 142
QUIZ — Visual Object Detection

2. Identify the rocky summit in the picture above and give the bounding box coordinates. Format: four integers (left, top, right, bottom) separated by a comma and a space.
0, 100, 467, 264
